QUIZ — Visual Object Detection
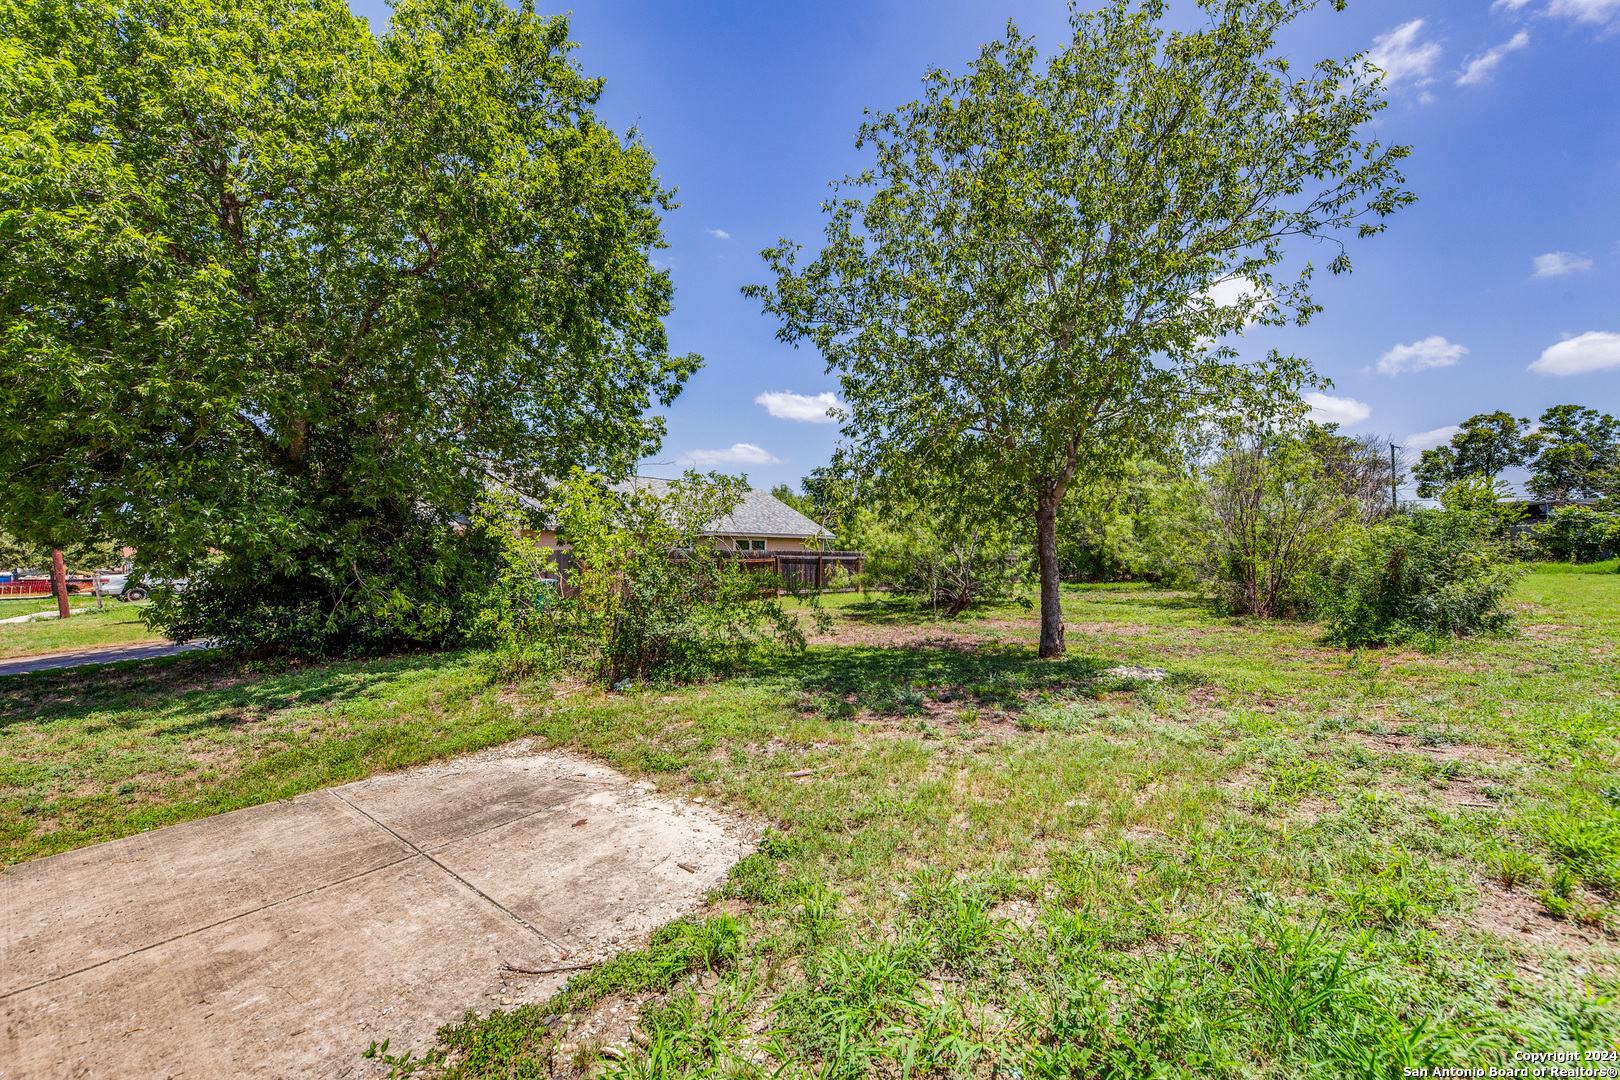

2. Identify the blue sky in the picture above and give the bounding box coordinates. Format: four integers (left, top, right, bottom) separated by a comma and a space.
350, 0, 1619, 493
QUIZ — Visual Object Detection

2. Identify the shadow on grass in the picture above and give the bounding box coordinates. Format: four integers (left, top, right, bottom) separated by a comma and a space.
749, 644, 1127, 717
0, 650, 459, 733
828, 595, 1036, 626
1062, 583, 1214, 615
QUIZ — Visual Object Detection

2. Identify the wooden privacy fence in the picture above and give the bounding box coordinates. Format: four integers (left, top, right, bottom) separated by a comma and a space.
724, 550, 864, 589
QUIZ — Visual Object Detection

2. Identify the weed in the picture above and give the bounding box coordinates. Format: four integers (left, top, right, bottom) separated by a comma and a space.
1484, 847, 1545, 889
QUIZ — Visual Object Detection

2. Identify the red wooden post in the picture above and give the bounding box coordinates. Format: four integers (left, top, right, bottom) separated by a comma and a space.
51, 550, 70, 619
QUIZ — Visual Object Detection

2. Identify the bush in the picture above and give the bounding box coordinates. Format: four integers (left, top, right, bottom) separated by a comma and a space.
1317, 480, 1524, 647
845, 507, 1028, 615
149, 506, 506, 657
1200, 426, 1389, 618
1535, 506, 1619, 564
1057, 460, 1205, 585
498, 471, 819, 683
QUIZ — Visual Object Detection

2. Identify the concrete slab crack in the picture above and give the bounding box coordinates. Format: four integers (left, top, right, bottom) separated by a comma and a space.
0, 849, 419, 1002
327, 788, 568, 955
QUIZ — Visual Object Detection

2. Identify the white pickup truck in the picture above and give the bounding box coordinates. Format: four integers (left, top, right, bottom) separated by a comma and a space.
95, 570, 187, 602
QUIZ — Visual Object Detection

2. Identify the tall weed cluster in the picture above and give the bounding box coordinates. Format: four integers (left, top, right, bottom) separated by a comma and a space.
1535, 505, 1620, 565
478, 471, 821, 683
1077, 430, 1524, 646
842, 507, 1030, 615
1317, 479, 1524, 647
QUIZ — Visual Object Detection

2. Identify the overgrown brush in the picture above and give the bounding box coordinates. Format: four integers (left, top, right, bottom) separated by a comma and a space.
479, 472, 823, 683
1317, 479, 1523, 647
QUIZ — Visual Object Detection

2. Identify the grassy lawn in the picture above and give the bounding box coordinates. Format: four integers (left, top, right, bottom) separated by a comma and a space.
6, 567, 1620, 1074
0, 651, 537, 861
0, 597, 166, 659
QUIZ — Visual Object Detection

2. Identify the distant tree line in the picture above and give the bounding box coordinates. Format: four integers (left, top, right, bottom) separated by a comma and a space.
1413, 406, 1618, 502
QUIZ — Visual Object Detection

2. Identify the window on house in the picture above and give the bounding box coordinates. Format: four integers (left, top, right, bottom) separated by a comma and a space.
751, 539, 766, 551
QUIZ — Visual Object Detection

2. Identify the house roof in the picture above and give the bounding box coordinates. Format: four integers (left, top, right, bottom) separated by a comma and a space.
613, 477, 833, 541
498, 475, 833, 541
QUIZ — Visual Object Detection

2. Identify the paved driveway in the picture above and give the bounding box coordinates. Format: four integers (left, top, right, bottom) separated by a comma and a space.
1, 748, 752, 1078
0, 642, 210, 679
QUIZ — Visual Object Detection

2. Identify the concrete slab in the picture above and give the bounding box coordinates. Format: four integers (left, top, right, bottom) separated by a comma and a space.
0, 743, 756, 1079
2, 791, 412, 996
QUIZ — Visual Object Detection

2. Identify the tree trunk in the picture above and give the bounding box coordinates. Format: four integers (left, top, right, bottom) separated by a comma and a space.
52, 549, 70, 619
1036, 492, 1064, 658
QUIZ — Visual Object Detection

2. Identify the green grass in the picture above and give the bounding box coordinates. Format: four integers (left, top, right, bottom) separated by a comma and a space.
7, 566, 1620, 1074
410, 567, 1620, 1078
1530, 557, 1619, 575
0, 599, 165, 659
0, 651, 541, 862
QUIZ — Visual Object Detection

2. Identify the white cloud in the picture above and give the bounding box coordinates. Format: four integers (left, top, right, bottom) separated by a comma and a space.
706, 228, 732, 240
1548, 0, 1620, 24
1456, 31, 1530, 86
1529, 331, 1620, 376
1367, 20, 1443, 88
1404, 425, 1464, 452
755, 390, 845, 424
676, 443, 785, 466
1201, 276, 1275, 326
1532, 251, 1594, 278
1304, 392, 1372, 426
1495, 0, 1620, 23
1376, 336, 1469, 376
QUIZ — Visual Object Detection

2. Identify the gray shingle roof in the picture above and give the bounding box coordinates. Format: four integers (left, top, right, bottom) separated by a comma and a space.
501, 475, 833, 541
614, 477, 833, 541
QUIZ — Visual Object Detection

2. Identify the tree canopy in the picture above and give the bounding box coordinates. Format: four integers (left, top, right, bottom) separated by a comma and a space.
1412, 406, 1617, 503
1527, 405, 1617, 502
1412, 412, 1531, 499
748, 0, 1412, 656
1, 0, 696, 648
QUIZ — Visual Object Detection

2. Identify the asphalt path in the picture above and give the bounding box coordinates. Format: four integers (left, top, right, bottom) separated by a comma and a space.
0, 641, 210, 678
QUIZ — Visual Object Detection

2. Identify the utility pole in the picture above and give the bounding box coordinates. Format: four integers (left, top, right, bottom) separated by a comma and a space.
51, 549, 70, 619
1389, 444, 1401, 512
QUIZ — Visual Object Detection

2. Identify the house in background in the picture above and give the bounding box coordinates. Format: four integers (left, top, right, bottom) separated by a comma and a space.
1501, 497, 1601, 524
528, 477, 835, 552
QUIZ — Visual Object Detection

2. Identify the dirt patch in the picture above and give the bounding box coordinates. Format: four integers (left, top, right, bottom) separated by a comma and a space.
809, 621, 1001, 650
1465, 879, 1618, 964
1431, 779, 1508, 811
1346, 730, 1525, 770
1294, 797, 1333, 823
1519, 623, 1577, 642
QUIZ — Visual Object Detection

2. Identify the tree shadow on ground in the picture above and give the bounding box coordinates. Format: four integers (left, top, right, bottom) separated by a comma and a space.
829, 595, 1035, 627
0, 651, 461, 733
751, 644, 1139, 717
1062, 584, 1214, 615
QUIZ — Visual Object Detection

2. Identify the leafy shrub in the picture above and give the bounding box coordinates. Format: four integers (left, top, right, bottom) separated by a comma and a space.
494, 471, 821, 684
1535, 505, 1619, 564
1057, 459, 1206, 585
845, 506, 1029, 615
150, 506, 507, 657
1316, 480, 1523, 647
1201, 426, 1392, 619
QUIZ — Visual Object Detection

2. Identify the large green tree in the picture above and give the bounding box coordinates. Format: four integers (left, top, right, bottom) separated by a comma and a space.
1, 0, 695, 647
1527, 405, 1618, 502
1412, 411, 1530, 499
748, 0, 1412, 656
